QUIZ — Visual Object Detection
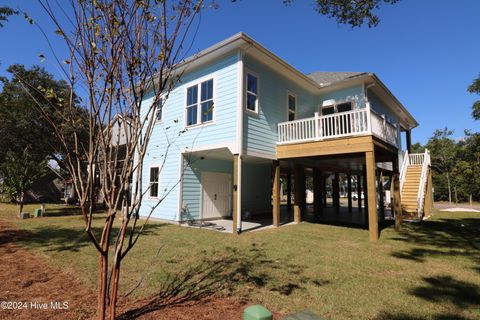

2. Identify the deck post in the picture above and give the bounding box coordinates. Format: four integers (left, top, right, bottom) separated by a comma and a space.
365, 151, 379, 241
392, 157, 402, 231
323, 175, 328, 208
357, 174, 362, 212
406, 130, 412, 153
233, 154, 240, 233
333, 172, 340, 213
272, 160, 280, 227
294, 164, 305, 223
378, 169, 385, 221
347, 174, 352, 213
363, 165, 368, 226
286, 171, 292, 212
313, 168, 323, 219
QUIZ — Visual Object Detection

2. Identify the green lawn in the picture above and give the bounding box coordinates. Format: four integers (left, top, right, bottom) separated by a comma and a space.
1, 203, 479, 319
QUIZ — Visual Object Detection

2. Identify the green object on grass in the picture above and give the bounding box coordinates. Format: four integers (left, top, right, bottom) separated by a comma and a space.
283, 310, 322, 320
34, 208, 42, 217
243, 305, 273, 320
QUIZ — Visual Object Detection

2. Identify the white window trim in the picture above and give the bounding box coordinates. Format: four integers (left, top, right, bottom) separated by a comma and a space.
245, 69, 260, 115
184, 75, 217, 129
320, 98, 356, 115
148, 165, 160, 199
286, 90, 297, 121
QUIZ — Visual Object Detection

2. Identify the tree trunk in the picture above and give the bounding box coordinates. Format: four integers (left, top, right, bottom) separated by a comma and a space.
107, 218, 129, 320
446, 171, 452, 205
97, 213, 115, 320
97, 251, 108, 320
18, 192, 24, 217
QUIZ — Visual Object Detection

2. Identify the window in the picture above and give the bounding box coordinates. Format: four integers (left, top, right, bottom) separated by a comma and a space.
186, 79, 214, 126
246, 73, 258, 112
287, 92, 296, 121
321, 99, 354, 115
186, 85, 198, 126
201, 79, 214, 122
149, 167, 159, 198
336, 101, 352, 113
155, 98, 163, 122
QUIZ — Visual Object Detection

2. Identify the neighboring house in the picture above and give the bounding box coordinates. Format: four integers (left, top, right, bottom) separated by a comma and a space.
63, 114, 133, 206
138, 33, 433, 240
25, 166, 64, 203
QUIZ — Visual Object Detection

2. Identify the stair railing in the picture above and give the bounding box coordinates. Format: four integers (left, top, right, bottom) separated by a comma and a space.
399, 150, 409, 192
416, 149, 430, 217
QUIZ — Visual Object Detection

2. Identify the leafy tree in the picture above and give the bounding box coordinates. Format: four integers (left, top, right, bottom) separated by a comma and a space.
0, 7, 17, 28
426, 128, 456, 204
467, 74, 480, 120
410, 142, 425, 153
283, 0, 399, 27
0, 64, 89, 169
0, 148, 46, 215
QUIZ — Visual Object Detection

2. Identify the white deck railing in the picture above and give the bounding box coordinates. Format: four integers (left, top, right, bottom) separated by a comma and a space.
277, 107, 398, 147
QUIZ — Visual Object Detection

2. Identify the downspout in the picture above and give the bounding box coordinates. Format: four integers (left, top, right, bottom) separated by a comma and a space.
236, 49, 244, 233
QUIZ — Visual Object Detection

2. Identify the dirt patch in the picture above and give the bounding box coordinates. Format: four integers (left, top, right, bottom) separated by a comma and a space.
0, 220, 276, 319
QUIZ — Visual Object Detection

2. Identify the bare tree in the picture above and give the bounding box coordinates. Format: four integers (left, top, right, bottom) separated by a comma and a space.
18, 1, 204, 319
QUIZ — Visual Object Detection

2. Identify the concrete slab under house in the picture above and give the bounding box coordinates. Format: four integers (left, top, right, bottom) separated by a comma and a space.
136, 33, 434, 241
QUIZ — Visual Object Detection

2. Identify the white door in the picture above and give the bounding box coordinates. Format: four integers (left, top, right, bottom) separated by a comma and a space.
201, 172, 232, 219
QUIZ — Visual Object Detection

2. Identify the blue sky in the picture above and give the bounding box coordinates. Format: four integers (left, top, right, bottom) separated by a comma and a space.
0, 0, 479, 144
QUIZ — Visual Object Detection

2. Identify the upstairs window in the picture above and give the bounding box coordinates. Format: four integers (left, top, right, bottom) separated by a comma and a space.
149, 167, 159, 198
186, 85, 198, 126
287, 92, 296, 121
155, 97, 163, 122
201, 79, 214, 122
321, 99, 354, 115
246, 73, 258, 113
186, 79, 214, 127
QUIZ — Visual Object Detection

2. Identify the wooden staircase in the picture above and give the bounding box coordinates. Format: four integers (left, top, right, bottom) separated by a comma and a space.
401, 165, 423, 218
399, 149, 432, 220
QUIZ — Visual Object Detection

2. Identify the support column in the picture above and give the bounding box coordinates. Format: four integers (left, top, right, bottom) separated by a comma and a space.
313, 168, 323, 219
233, 154, 240, 233
392, 155, 402, 231
286, 171, 292, 213
357, 174, 362, 212
363, 165, 368, 226
378, 170, 385, 222
333, 172, 340, 213
406, 130, 412, 153
294, 164, 305, 223
272, 160, 280, 227
366, 151, 378, 241
347, 174, 352, 213
323, 175, 328, 208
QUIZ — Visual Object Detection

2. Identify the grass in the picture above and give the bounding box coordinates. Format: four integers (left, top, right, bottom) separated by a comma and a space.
1, 203, 480, 319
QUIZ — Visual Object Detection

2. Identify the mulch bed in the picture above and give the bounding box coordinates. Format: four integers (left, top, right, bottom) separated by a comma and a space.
0, 220, 275, 319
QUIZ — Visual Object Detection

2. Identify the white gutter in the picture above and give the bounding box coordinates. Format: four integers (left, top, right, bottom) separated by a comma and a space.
236, 49, 244, 233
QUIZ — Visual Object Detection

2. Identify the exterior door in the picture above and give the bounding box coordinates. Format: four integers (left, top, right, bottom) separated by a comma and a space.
201, 172, 232, 219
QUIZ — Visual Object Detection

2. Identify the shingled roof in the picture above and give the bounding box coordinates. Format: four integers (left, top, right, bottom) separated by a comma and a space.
307, 71, 368, 87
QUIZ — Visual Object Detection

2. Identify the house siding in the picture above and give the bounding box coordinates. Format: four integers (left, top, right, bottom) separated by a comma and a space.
181, 156, 233, 221
243, 55, 317, 157
138, 53, 238, 220
241, 162, 272, 215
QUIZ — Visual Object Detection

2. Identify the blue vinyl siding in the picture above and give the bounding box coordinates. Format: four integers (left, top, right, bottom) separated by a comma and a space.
138, 53, 238, 221
243, 55, 317, 156
181, 157, 233, 221
368, 90, 398, 124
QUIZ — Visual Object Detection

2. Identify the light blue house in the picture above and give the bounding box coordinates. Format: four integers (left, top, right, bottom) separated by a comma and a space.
138, 33, 430, 241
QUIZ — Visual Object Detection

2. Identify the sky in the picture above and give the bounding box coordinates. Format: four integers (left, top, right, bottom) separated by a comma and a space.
0, 0, 479, 145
